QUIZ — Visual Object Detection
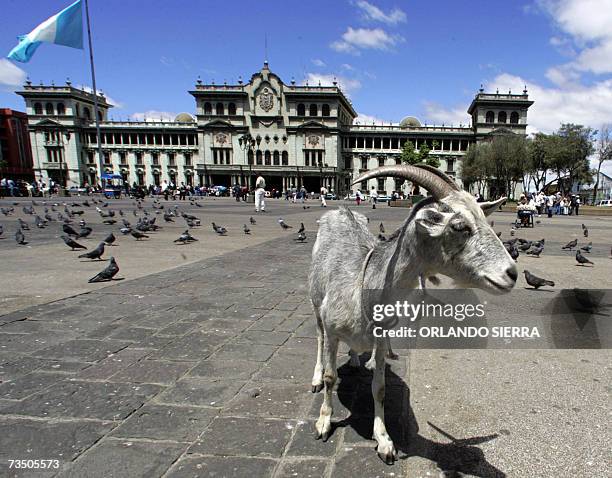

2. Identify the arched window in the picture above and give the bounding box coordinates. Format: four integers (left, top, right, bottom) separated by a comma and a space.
273, 151, 280, 165
204, 102, 212, 114
309, 104, 318, 116
34, 102, 43, 115
216, 102, 224, 115
510, 111, 519, 124
228, 103, 236, 115
297, 103, 305, 116
322, 104, 330, 117
45, 103, 54, 115
265, 151, 271, 165
247, 150, 254, 165
485, 111, 494, 123
498, 111, 507, 123
98, 111, 103, 121
83, 107, 91, 119
57, 103, 66, 115
256, 150, 263, 165
75, 104, 80, 117
282, 151, 289, 165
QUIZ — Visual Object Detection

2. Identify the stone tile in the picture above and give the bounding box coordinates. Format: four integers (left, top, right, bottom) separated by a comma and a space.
165, 456, 277, 478
0, 372, 65, 400
330, 444, 406, 477
149, 332, 228, 361
129, 335, 174, 350
111, 404, 216, 442
0, 331, 67, 353
286, 420, 340, 457
235, 330, 291, 346
2, 381, 162, 420
157, 378, 244, 407
33, 339, 128, 362
248, 316, 285, 332
276, 459, 329, 478
188, 359, 262, 380
76, 348, 151, 380
212, 342, 277, 362
58, 439, 185, 478
188, 416, 294, 457
110, 360, 192, 384
155, 322, 196, 337
223, 382, 311, 419
255, 351, 314, 382
37, 360, 92, 374
0, 417, 114, 464
276, 316, 307, 332
0, 356, 48, 381
194, 318, 252, 335
108, 327, 156, 342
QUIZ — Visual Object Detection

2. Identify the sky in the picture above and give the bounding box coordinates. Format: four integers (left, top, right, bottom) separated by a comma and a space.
0, 0, 611, 172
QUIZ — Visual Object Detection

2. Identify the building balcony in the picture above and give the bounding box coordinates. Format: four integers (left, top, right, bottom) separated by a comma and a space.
42, 162, 67, 170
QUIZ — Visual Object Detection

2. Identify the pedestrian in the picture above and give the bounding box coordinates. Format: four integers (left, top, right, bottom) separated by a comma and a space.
355, 190, 361, 206
575, 196, 580, 215
370, 186, 378, 209
320, 185, 327, 207
255, 174, 266, 213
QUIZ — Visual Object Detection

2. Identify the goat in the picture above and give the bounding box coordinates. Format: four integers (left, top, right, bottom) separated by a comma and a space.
308, 164, 517, 464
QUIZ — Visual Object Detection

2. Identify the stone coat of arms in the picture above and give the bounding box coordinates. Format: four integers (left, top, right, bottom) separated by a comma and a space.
259, 87, 274, 112
215, 133, 228, 145
307, 134, 320, 147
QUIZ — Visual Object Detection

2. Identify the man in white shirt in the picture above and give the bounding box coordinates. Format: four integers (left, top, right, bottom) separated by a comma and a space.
255, 175, 266, 212
320, 185, 327, 207
370, 186, 378, 209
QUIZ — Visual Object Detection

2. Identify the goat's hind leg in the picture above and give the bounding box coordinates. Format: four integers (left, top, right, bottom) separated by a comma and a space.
315, 334, 339, 441
372, 345, 397, 464
311, 307, 325, 393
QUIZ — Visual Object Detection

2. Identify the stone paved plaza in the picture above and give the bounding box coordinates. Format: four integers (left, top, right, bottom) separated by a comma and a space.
0, 196, 610, 477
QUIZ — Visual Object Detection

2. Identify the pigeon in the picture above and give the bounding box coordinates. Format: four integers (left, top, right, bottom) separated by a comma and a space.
580, 242, 592, 253
34, 216, 47, 228
581, 223, 586, 230
298, 222, 305, 234
174, 230, 198, 244
583, 227, 588, 238
243, 224, 251, 235
18, 218, 30, 230
503, 238, 518, 246
562, 238, 578, 250
61, 235, 87, 250
103, 219, 117, 225
519, 241, 533, 252
509, 246, 519, 261
163, 213, 174, 222
130, 230, 149, 240
44, 213, 54, 222
295, 231, 307, 243
78, 226, 93, 238
122, 219, 131, 228
496, 231, 502, 238
119, 209, 124, 216
22, 206, 34, 215
278, 218, 292, 229
103, 232, 116, 246
0, 224, 3, 237
379, 223, 385, 234
249, 217, 256, 225
15, 229, 27, 245
490, 220, 495, 227
524, 270, 555, 289
63, 224, 79, 237
120, 227, 132, 235
212, 222, 227, 235
575, 250, 594, 266
526, 244, 544, 257
78, 242, 105, 260
83, 200, 91, 207
303, 205, 310, 209
79, 219, 87, 227
88, 257, 119, 283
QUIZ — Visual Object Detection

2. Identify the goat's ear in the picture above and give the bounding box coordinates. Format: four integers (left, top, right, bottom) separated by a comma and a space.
415, 208, 450, 237
480, 197, 507, 217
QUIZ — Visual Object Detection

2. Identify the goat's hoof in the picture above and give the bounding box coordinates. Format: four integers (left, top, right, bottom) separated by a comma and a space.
377, 444, 397, 465
311, 383, 323, 393
365, 358, 376, 371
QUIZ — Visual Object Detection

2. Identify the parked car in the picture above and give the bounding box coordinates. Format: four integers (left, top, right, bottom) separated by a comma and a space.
344, 193, 369, 201
325, 193, 337, 200
597, 199, 612, 207
376, 195, 392, 202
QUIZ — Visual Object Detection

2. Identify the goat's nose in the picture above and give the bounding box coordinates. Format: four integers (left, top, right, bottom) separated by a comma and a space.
506, 266, 518, 283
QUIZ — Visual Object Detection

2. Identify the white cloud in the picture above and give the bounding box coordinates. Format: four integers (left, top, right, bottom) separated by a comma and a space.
341, 63, 354, 71
311, 58, 326, 67
331, 27, 402, 54
355, 1, 406, 25
354, 112, 390, 125
423, 102, 471, 126
303, 73, 361, 95
130, 110, 178, 122
0, 59, 26, 88
77, 84, 123, 108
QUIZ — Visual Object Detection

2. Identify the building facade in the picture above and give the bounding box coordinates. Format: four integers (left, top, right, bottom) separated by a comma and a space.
0, 108, 34, 181
15, 63, 533, 194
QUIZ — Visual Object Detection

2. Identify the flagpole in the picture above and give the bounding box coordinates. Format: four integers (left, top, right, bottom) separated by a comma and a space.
84, 0, 105, 188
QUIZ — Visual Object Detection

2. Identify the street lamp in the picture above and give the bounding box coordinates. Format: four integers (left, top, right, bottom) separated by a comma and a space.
238, 133, 255, 189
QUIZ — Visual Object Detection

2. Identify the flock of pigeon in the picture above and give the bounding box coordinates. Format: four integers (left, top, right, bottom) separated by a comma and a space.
0, 196, 309, 284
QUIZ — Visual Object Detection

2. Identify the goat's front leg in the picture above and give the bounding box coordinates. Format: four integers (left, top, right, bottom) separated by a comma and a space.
372, 346, 397, 464
311, 309, 325, 393
315, 334, 338, 441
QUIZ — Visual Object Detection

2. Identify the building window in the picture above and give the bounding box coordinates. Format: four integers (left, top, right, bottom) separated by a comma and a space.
119, 152, 126, 164
83, 107, 91, 119
34, 102, 43, 115
153, 172, 160, 186
87, 151, 95, 164
309, 104, 318, 116
256, 150, 262, 165
168, 153, 175, 166
184, 153, 192, 166
216, 102, 224, 115
273, 150, 280, 166
228, 103, 236, 115
135, 152, 143, 165
447, 158, 455, 172
98, 111, 103, 121
361, 158, 368, 170
137, 170, 144, 186
264, 150, 271, 165
377, 179, 385, 192
378, 157, 385, 167
103, 152, 111, 165
510, 111, 519, 124
57, 103, 66, 115
151, 153, 159, 166
322, 104, 330, 116
45, 103, 54, 115
297, 103, 305, 116
394, 178, 403, 191
282, 151, 288, 165
248, 150, 254, 165
204, 102, 212, 114
485, 111, 494, 123
498, 111, 507, 123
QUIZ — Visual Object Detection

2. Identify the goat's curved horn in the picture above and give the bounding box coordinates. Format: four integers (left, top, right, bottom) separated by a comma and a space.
352, 165, 453, 199
415, 164, 460, 191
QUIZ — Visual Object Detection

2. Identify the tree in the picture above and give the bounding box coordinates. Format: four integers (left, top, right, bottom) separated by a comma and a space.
399, 140, 419, 165
526, 133, 552, 193
425, 141, 441, 168
592, 124, 612, 203
461, 143, 490, 197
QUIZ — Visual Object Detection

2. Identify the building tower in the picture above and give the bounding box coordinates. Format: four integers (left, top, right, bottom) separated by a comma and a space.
468, 86, 533, 139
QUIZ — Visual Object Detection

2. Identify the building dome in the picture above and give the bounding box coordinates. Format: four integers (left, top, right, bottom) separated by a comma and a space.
175, 112, 195, 123
399, 116, 421, 128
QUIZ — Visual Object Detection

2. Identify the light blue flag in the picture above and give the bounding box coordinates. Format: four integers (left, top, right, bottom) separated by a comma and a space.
7, 0, 83, 63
